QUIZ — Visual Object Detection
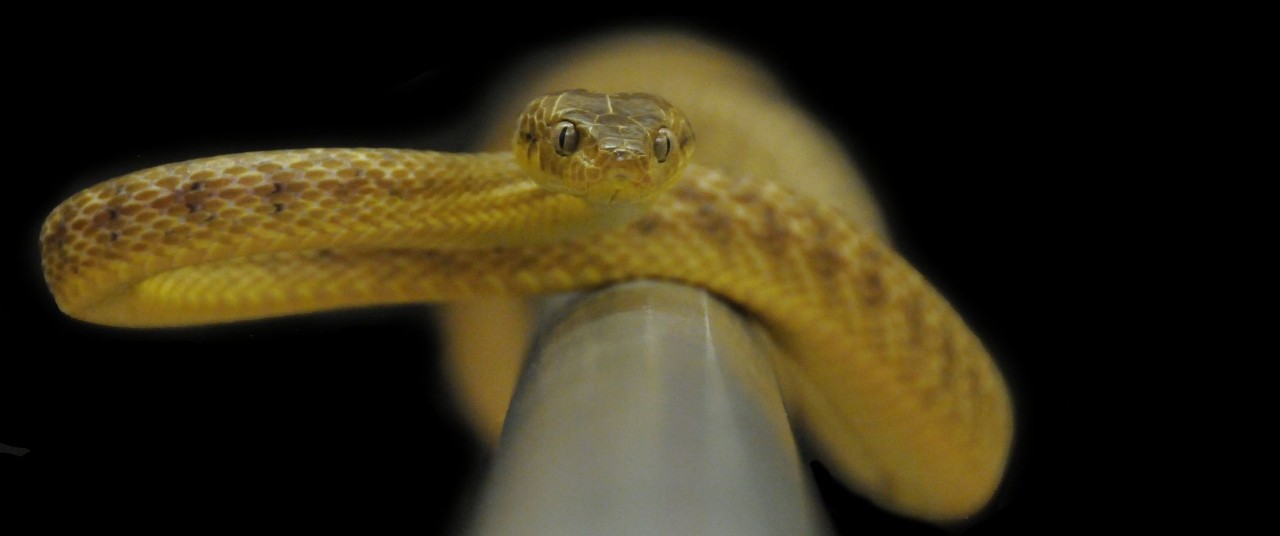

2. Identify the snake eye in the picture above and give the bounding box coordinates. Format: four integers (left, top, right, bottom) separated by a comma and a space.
654, 127, 674, 163
553, 121, 579, 156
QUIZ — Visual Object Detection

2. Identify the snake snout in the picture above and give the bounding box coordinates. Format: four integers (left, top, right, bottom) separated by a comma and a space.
606, 145, 642, 162
596, 144, 645, 178
608, 153, 648, 182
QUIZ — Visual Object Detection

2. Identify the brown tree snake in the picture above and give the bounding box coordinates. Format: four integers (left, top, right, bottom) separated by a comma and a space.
39, 33, 1013, 523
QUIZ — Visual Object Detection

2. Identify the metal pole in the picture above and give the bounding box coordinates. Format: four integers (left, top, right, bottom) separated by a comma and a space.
466, 281, 831, 536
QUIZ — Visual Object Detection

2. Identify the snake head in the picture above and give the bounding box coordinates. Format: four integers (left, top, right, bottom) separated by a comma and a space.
514, 89, 694, 205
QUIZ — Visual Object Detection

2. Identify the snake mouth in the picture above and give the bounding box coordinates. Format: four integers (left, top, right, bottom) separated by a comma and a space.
605, 155, 649, 181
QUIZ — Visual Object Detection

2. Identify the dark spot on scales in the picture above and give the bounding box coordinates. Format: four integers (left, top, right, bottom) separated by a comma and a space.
936, 324, 957, 383
938, 327, 961, 390
760, 205, 789, 257
903, 298, 925, 348
859, 270, 885, 306
694, 204, 730, 236
635, 215, 662, 235
805, 245, 845, 287
730, 190, 761, 206
810, 211, 833, 241
51, 222, 67, 248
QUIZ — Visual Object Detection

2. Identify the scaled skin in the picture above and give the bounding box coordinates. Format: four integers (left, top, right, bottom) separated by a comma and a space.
41, 34, 1013, 524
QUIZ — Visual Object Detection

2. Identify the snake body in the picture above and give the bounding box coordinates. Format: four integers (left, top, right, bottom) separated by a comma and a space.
41, 36, 1012, 523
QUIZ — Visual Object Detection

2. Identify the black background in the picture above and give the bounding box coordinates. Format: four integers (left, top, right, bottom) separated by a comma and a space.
2, 14, 1135, 534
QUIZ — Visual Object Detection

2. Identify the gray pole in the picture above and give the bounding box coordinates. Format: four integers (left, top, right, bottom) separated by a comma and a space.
466, 281, 831, 535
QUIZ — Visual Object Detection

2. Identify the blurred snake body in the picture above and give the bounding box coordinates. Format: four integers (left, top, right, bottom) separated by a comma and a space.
41, 39, 1012, 523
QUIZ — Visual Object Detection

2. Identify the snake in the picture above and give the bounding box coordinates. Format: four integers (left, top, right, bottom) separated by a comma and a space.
39, 34, 1013, 524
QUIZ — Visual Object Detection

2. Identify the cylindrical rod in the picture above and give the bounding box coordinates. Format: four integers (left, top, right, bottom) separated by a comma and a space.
466, 281, 830, 535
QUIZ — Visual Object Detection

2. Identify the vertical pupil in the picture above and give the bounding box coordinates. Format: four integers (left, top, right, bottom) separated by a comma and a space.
553, 122, 576, 156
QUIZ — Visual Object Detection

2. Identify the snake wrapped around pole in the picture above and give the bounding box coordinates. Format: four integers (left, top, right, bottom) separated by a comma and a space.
39, 33, 1013, 523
